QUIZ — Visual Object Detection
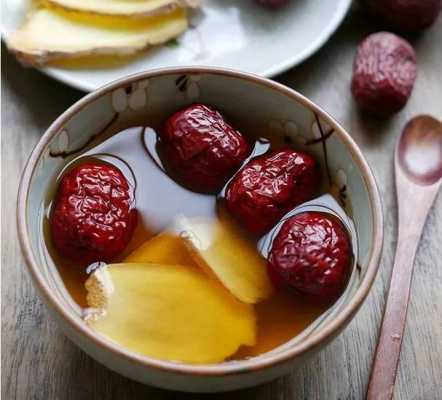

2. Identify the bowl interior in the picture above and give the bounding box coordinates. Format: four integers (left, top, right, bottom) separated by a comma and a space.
22, 69, 379, 369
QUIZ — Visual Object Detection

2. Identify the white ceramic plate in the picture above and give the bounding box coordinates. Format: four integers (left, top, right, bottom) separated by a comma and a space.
2, 0, 352, 92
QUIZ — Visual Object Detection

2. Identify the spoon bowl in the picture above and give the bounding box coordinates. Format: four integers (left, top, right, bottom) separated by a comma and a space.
397, 115, 442, 186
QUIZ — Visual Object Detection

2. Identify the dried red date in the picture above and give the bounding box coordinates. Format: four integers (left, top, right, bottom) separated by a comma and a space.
364, 0, 441, 32
51, 162, 137, 264
268, 212, 351, 302
159, 104, 251, 193
351, 32, 417, 117
225, 149, 320, 235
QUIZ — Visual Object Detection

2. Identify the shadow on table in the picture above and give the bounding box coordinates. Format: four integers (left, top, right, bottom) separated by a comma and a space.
59, 338, 324, 400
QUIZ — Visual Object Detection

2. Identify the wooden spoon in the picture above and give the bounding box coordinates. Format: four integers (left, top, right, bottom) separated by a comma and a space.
367, 115, 442, 400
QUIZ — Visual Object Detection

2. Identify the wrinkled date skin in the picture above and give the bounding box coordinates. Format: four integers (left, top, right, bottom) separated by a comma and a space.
364, 0, 441, 32
268, 212, 352, 302
255, 0, 290, 8
159, 104, 251, 193
51, 162, 137, 264
351, 32, 416, 117
225, 149, 320, 235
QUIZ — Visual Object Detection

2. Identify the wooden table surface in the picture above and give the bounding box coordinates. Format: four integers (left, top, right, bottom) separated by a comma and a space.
2, 5, 441, 400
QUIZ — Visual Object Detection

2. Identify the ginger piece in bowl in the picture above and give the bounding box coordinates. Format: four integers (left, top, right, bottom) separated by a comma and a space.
85, 263, 256, 364
174, 213, 273, 305
124, 232, 198, 267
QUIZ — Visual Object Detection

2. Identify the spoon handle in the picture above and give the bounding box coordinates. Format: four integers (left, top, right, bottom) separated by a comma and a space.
366, 230, 422, 400
369, 114, 442, 399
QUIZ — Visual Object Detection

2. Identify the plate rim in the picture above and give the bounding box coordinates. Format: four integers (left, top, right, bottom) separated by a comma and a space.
1, 0, 352, 92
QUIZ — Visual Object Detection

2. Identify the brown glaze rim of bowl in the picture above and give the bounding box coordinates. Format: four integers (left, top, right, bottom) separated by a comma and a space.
17, 66, 383, 377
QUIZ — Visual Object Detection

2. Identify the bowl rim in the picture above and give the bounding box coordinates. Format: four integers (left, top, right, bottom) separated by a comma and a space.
17, 66, 383, 377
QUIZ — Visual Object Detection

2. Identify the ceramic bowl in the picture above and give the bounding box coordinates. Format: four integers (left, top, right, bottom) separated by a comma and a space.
17, 67, 383, 393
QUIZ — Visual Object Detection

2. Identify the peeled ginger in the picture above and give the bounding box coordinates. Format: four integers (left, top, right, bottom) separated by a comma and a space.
175, 215, 273, 304
124, 232, 197, 267
45, 0, 200, 18
7, 8, 188, 66
85, 263, 256, 363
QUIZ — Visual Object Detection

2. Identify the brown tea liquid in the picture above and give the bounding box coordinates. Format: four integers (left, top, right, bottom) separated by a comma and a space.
43, 126, 332, 360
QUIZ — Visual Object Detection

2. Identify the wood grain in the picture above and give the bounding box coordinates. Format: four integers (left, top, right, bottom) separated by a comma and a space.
2, 5, 442, 400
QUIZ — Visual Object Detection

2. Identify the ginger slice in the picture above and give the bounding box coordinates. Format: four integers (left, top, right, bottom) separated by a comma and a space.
85, 263, 256, 364
7, 8, 187, 66
45, 0, 200, 18
175, 214, 273, 304
124, 232, 197, 267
